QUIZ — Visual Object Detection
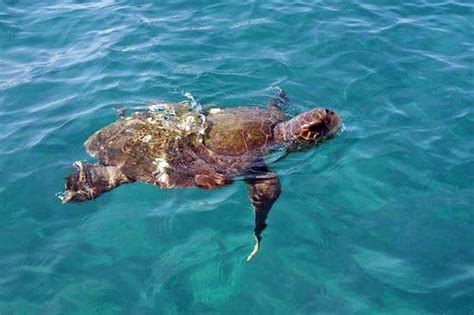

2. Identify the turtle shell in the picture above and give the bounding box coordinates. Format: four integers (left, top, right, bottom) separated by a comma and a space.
84, 106, 204, 184
83, 105, 284, 184
203, 107, 283, 156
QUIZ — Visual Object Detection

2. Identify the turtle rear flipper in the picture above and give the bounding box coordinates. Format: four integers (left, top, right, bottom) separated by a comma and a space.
61, 162, 131, 203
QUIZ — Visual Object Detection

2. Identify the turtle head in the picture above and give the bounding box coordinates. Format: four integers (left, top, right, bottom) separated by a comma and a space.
273, 108, 340, 150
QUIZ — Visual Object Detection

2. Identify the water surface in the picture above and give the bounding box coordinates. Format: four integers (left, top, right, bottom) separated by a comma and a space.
1, 0, 474, 313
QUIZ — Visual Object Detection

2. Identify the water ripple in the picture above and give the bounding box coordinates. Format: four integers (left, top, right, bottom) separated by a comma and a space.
1, 0, 473, 313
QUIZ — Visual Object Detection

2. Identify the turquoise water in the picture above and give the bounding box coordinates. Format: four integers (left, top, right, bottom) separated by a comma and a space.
1, 0, 473, 313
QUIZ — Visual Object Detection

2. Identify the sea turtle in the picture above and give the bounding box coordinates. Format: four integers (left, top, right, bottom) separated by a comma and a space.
61, 91, 340, 260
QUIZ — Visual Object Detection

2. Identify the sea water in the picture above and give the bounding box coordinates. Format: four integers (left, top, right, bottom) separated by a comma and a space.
1, 0, 473, 313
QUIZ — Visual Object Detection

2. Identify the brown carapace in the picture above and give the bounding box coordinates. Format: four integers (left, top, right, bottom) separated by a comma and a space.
61, 91, 341, 260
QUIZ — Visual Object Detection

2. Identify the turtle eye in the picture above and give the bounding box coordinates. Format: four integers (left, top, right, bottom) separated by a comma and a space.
325, 108, 334, 114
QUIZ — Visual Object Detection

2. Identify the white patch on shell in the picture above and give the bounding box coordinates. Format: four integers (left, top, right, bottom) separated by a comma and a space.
153, 157, 170, 185
156, 172, 170, 185
142, 134, 152, 142
147, 117, 159, 124
209, 108, 222, 114
176, 114, 196, 132
148, 103, 172, 112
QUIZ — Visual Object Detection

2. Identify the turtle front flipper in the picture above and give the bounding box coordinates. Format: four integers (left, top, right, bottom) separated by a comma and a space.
61, 162, 131, 203
245, 166, 281, 261
268, 88, 290, 112
194, 172, 232, 189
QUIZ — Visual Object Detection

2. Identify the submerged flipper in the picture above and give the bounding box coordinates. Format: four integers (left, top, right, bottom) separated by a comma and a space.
60, 162, 131, 203
245, 166, 281, 261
